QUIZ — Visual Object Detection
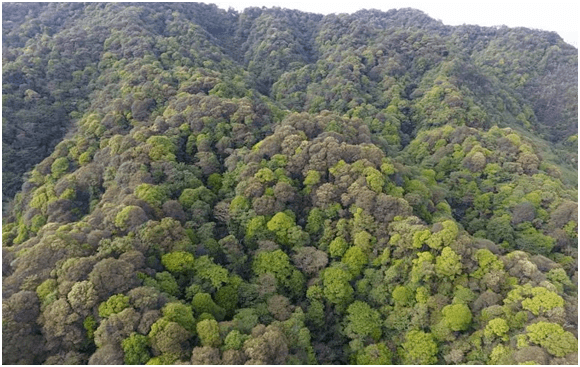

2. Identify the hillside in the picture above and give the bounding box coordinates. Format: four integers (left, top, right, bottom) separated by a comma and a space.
2, 2, 578, 365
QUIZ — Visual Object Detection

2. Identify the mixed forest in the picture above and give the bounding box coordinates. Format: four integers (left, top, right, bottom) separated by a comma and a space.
2, 2, 578, 365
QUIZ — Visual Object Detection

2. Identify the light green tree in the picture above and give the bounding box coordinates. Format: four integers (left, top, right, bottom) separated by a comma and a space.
329, 237, 349, 258
426, 220, 458, 249
162, 302, 196, 334
399, 330, 438, 364
344, 301, 382, 341
392, 285, 414, 307
161, 251, 195, 273
356, 343, 392, 364
410, 251, 435, 284
435, 247, 462, 278
484, 318, 509, 340
253, 249, 293, 285
197, 319, 221, 347
122, 333, 150, 365
98, 294, 130, 318
526, 322, 578, 357
521, 287, 564, 316
441, 303, 472, 331
342, 246, 368, 277
322, 266, 354, 306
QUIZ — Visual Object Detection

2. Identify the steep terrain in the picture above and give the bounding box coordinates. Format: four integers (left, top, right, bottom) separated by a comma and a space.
2, 3, 578, 365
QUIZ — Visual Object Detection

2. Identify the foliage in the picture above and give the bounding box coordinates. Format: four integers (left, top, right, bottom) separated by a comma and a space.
161, 251, 195, 273
196, 319, 221, 347
441, 303, 473, 331
526, 322, 578, 357
435, 247, 462, 278
1, 3, 578, 365
484, 318, 509, 340
344, 300, 382, 341
98, 294, 130, 318
322, 266, 354, 306
399, 330, 438, 364
356, 343, 392, 364
122, 333, 150, 365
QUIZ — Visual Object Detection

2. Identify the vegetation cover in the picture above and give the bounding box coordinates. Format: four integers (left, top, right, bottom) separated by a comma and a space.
2, 2, 577, 364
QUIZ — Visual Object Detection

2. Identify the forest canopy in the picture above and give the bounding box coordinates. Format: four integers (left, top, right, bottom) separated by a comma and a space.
2, 2, 578, 365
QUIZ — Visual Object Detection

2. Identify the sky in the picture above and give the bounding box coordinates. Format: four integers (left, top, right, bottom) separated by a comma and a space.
211, 0, 579, 47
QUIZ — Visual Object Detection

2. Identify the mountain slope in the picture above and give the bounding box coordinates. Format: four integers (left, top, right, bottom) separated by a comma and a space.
2, 3, 577, 365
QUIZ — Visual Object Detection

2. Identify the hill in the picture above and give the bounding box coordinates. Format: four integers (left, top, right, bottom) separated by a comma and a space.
2, 2, 578, 364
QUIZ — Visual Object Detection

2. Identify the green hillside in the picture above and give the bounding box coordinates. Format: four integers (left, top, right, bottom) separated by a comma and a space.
2, 3, 577, 365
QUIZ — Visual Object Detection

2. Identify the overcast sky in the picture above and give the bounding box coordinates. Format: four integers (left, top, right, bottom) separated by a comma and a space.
211, 0, 578, 47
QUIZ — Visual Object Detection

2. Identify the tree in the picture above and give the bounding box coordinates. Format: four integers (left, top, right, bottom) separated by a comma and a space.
292, 246, 328, 276
488, 344, 515, 365
410, 251, 435, 284
192, 255, 229, 290
146, 135, 176, 161
2, 291, 45, 364
426, 220, 458, 249
215, 285, 239, 315
255, 167, 276, 183
267, 212, 296, 246
242, 325, 289, 364
267, 294, 293, 321
526, 322, 578, 357
521, 287, 564, 316
148, 271, 180, 297
342, 246, 368, 277
67, 280, 98, 316
190, 346, 221, 364
196, 319, 221, 347
304, 170, 321, 187
161, 251, 195, 273
134, 183, 168, 208
88, 344, 124, 365
98, 294, 130, 318
472, 248, 504, 279
148, 318, 191, 357
224, 330, 248, 350
363, 167, 384, 193
88, 258, 139, 299
138, 217, 192, 254
322, 266, 354, 306
191, 293, 225, 321
486, 214, 515, 246
128, 286, 167, 312
122, 333, 150, 365
356, 343, 392, 365
484, 318, 509, 340
233, 308, 260, 334
344, 301, 382, 341
252, 249, 293, 287
399, 330, 438, 365
161, 302, 196, 333
441, 303, 472, 331
93, 307, 141, 349
306, 208, 324, 234
179, 186, 216, 209
329, 237, 349, 258
115, 205, 148, 230
435, 247, 462, 278
51, 157, 70, 179
392, 285, 414, 307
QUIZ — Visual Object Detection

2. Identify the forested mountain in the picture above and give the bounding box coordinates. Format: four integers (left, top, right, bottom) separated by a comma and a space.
2, 2, 578, 365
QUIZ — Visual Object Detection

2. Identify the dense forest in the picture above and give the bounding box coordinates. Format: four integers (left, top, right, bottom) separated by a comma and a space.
2, 2, 578, 365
